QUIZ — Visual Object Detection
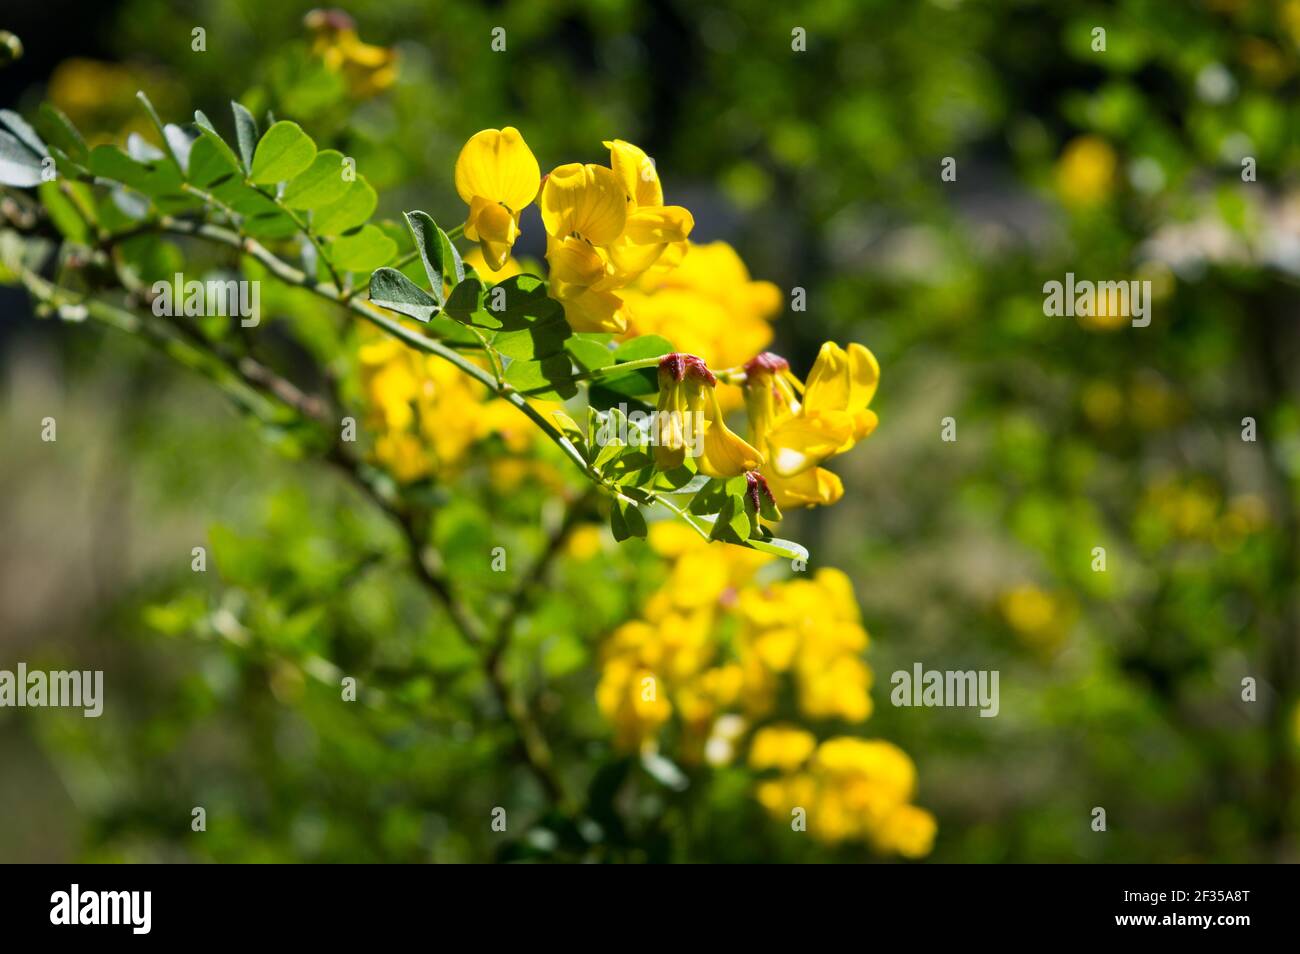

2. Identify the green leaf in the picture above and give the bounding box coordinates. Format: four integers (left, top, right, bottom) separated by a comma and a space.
192, 109, 218, 136
443, 273, 488, 323
163, 124, 198, 173
44, 144, 88, 181
707, 494, 753, 544
88, 144, 187, 206
313, 177, 377, 235
0, 110, 46, 158
744, 533, 809, 563
505, 355, 579, 400
38, 180, 91, 243
249, 120, 316, 184
0, 130, 43, 186
186, 134, 241, 189
35, 104, 87, 165
688, 478, 731, 516
566, 335, 614, 371
402, 211, 462, 304
592, 406, 630, 470
483, 274, 571, 360
204, 177, 296, 236
551, 411, 587, 452
134, 90, 170, 148
369, 267, 441, 322
191, 113, 243, 173
231, 101, 258, 173
281, 149, 350, 210
612, 334, 675, 363
610, 498, 647, 542
587, 368, 657, 410
105, 185, 150, 222
330, 225, 397, 271
126, 132, 165, 163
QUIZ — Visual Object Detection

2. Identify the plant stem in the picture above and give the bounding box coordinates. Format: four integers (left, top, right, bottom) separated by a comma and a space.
19, 262, 572, 811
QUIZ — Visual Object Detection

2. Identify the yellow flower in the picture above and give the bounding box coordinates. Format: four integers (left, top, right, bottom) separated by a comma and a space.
998, 584, 1071, 652
356, 332, 540, 481
540, 142, 694, 333
753, 736, 934, 854
305, 9, 398, 99
595, 655, 672, 751
1055, 135, 1117, 208
455, 128, 541, 271
48, 58, 177, 143
742, 344, 880, 510
873, 804, 938, 859
653, 354, 763, 477
602, 139, 694, 282
621, 241, 781, 410
749, 725, 817, 772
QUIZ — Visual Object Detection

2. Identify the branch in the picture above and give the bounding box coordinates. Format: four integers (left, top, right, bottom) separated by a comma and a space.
18, 263, 572, 811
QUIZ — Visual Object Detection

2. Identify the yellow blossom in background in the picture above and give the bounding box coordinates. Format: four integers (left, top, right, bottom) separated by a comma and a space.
564, 524, 606, 561
999, 583, 1072, 652
356, 334, 539, 482
1138, 477, 1270, 551
621, 240, 781, 409
755, 737, 935, 854
48, 59, 179, 143
455, 127, 541, 271
872, 803, 940, 858
305, 9, 398, 99
1055, 135, 1117, 208
596, 525, 931, 855
749, 725, 817, 771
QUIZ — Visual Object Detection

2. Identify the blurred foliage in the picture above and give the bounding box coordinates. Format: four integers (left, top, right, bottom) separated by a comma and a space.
2, 0, 1299, 862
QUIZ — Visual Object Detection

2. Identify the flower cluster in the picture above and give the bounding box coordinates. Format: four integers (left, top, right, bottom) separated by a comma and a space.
448, 127, 882, 511
357, 335, 535, 482
453, 130, 693, 332
305, 9, 398, 99
750, 731, 937, 857
596, 523, 933, 854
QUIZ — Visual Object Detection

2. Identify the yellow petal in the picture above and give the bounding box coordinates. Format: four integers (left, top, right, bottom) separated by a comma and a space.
766, 466, 844, 509
802, 341, 850, 413
605, 139, 664, 207
465, 196, 520, 271
454, 127, 541, 212
621, 205, 694, 246
546, 235, 607, 291
540, 163, 627, 245
764, 411, 855, 477
558, 286, 628, 334
846, 343, 880, 409
699, 391, 764, 478
605, 236, 670, 285
853, 408, 879, 443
